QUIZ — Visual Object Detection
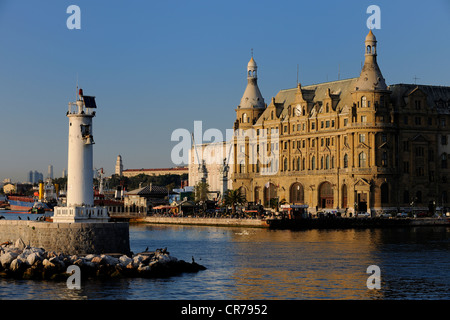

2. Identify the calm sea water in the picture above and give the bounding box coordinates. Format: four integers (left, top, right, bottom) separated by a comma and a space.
0, 212, 449, 300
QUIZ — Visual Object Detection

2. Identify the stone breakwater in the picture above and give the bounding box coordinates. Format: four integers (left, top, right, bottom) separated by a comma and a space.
0, 238, 206, 280
0, 220, 130, 256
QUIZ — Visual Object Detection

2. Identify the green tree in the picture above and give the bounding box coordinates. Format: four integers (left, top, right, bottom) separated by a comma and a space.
224, 189, 247, 215
194, 181, 209, 203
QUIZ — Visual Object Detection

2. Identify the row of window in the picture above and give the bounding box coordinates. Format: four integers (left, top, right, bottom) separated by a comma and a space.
280, 152, 369, 171
403, 154, 449, 174
402, 190, 449, 204
240, 149, 450, 175
402, 115, 447, 127
238, 150, 371, 174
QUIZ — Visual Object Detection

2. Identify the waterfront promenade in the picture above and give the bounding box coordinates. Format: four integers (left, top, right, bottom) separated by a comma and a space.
141, 216, 267, 228
138, 215, 449, 229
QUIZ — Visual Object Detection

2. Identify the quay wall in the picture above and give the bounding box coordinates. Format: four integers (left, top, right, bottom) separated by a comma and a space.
0, 221, 130, 256
141, 216, 267, 228
139, 216, 449, 229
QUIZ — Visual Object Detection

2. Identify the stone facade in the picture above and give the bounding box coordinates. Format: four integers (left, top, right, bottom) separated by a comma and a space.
189, 141, 233, 196
232, 31, 450, 214
0, 221, 130, 256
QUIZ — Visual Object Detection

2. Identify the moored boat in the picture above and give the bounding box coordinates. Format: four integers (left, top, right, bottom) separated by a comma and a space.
6, 195, 54, 212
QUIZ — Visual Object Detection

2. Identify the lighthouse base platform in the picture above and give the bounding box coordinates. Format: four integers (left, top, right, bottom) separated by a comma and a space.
53, 206, 109, 223
0, 220, 131, 256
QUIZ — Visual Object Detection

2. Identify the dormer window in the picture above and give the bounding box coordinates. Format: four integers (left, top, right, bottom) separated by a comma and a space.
415, 100, 421, 110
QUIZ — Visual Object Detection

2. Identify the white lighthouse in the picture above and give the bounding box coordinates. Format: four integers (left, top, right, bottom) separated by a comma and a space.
53, 88, 109, 223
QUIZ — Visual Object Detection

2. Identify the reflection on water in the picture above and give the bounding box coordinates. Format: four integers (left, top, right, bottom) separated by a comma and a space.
0, 221, 449, 300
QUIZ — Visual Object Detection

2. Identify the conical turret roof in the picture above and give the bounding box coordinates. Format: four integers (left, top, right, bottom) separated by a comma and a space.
239, 57, 265, 109
354, 30, 387, 91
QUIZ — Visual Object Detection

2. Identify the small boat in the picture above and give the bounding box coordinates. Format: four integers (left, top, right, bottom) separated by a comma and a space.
29, 206, 45, 214
28, 201, 47, 214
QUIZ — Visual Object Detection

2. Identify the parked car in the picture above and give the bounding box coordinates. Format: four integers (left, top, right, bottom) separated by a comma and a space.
357, 212, 370, 218
397, 212, 409, 218
416, 212, 428, 218
380, 213, 391, 218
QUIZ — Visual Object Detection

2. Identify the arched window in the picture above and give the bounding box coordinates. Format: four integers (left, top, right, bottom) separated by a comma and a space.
341, 184, 348, 208
290, 183, 304, 204
359, 152, 367, 167
297, 157, 301, 171
361, 96, 367, 108
326, 155, 330, 169
311, 156, 316, 170
343, 154, 348, 168
442, 191, 448, 204
366, 45, 371, 54
415, 191, 422, 204
381, 183, 389, 204
242, 113, 248, 123
284, 158, 288, 171
320, 156, 324, 169
442, 154, 448, 169
403, 190, 410, 204
319, 182, 334, 208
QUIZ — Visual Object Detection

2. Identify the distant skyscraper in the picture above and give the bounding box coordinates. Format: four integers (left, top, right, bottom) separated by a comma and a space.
48, 165, 53, 179
62, 169, 67, 178
34, 171, 39, 183
115, 155, 123, 176
28, 170, 33, 183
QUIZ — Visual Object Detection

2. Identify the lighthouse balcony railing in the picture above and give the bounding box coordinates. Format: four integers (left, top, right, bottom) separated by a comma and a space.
54, 206, 108, 219
67, 102, 96, 116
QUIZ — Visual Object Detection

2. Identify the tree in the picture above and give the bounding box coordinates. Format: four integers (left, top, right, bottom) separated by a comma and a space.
224, 189, 247, 215
194, 181, 209, 203
194, 181, 210, 212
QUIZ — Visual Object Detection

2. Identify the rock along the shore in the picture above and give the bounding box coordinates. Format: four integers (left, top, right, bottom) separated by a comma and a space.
0, 238, 206, 280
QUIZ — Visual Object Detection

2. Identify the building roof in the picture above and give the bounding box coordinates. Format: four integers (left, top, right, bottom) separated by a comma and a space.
365, 29, 376, 42
388, 83, 450, 114
268, 78, 358, 119
239, 79, 265, 109
123, 167, 188, 172
248, 57, 257, 68
126, 184, 168, 196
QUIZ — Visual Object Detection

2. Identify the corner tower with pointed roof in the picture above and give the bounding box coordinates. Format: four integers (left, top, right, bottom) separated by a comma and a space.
235, 56, 266, 131
351, 30, 392, 127
354, 30, 387, 91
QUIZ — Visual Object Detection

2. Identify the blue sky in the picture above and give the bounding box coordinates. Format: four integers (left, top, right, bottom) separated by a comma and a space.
0, 0, 449, 182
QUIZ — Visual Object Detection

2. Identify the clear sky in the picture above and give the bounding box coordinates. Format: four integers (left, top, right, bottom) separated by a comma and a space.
0, 0, 449, 182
